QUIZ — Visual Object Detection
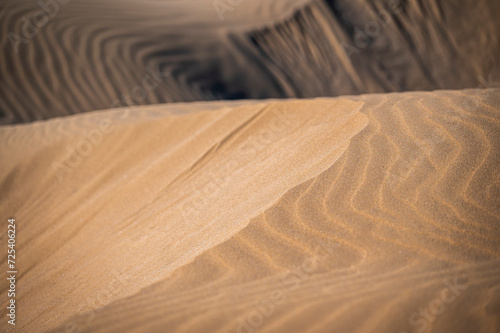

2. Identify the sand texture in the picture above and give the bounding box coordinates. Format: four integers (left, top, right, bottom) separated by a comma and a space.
1, 0, 499, 124
1, 89, 499, 332
1, 0, 500, 331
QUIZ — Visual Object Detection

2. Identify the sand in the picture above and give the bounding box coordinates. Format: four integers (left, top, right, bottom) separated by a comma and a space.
1, 88, 499, 332
1, 0, 499, 124
1, 0, 500, 332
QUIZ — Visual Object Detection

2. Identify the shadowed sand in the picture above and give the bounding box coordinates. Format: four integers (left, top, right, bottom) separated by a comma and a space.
1, 89, 499, 332
1, 0, 499, 124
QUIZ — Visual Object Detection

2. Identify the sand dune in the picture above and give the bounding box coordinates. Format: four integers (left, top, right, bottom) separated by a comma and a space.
1, 88, 499, 332
1, 0, 500, 331
1, 0, 499, 124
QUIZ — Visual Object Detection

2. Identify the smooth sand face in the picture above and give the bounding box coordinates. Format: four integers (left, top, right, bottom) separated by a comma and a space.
1, 89, 499, 332
1, 97, 368, 331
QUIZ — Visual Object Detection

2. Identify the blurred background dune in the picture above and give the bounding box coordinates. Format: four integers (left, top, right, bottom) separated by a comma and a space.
1, 0, 499, 123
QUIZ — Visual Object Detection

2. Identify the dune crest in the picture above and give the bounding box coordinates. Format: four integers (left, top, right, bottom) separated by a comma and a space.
1, 89, 499, 332
39, 88, 500, 333
0, 98, 367, 331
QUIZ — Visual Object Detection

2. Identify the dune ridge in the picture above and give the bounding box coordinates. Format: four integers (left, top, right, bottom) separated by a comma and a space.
1, 88, 499, 332
1, 97, 367, 331
52, 89, 500, 333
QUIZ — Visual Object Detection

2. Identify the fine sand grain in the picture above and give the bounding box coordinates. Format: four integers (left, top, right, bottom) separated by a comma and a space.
1, 89, 499, 332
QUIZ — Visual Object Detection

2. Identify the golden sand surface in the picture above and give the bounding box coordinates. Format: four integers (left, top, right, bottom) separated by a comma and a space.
1, 89, 499, 332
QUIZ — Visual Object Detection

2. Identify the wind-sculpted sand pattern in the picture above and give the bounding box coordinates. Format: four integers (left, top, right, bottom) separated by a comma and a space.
1, 89, 499, 332
1, 0, 499, 124
0, 97, 367, 331
0, 0, 309, 124
246, 0, 500, 97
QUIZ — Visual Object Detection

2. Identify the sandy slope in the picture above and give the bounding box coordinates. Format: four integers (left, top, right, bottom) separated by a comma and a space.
1, 88, 499, 332
0, 97, 367, 331
1, 0, 499, 124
